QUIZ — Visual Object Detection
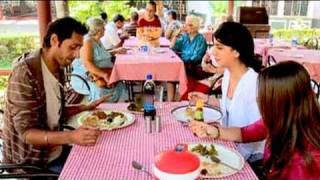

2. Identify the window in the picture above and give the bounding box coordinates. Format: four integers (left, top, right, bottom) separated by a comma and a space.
252, 0, 278, 15
284, 0, 308, 16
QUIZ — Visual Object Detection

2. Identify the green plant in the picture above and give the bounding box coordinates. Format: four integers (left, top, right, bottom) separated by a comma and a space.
68, 1, 132, 23
272, 28, 320, 44
0, 34, 39, 69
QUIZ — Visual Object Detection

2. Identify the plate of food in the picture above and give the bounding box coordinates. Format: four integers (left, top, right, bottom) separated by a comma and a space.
78, 110, 135, 130
188, 143, 244, 178
171, 105, 223, 124
127, 102, 144, 114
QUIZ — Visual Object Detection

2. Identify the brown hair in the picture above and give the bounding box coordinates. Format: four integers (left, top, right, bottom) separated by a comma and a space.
257, 61, 320, 178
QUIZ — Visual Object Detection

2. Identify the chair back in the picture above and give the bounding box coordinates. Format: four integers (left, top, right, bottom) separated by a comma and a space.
267, 55, 277, 67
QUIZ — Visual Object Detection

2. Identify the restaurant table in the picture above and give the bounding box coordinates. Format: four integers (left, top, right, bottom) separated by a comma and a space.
60, 102, 258, 180
123, 37, 171, 47
267, 48, 320, 82
254, 38, 305, 64
108, 47, 188, 97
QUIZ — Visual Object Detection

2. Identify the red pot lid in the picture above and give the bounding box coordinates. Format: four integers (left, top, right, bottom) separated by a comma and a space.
154, 145, 200, 174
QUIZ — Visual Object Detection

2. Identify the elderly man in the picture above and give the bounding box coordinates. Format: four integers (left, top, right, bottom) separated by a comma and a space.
3, 17, 108, 173
136, 1, 162, 47
101, 14, 128, 50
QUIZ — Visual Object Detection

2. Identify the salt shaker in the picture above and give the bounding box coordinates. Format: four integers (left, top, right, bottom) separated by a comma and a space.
155, 116, 161, 133
145, 116, 152, 133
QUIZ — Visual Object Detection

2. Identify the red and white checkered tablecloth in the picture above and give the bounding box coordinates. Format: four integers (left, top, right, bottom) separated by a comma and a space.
59, 102, 258, 180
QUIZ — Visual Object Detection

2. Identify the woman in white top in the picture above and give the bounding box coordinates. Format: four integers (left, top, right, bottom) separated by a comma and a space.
188, 22, 264, 161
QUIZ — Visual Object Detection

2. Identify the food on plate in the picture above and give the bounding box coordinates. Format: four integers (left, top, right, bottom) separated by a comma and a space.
190, 144, 225, 177
92, 111, 107, 119
82, 111, 127, 129
185, 107, 194, 117
82, 115, 99, 127
191, 144, 218, 157
127, 102, 143, 112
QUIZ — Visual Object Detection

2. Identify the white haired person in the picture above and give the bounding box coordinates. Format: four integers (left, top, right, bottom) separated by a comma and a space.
71, 17, 124, 102
167, 15, 207, 101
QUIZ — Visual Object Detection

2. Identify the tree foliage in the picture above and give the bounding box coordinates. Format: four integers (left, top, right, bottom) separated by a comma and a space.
68, 1, 133, 23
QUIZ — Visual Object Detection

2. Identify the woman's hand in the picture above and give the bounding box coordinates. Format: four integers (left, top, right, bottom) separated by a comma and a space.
188, 92, 209, 105
189, 120, 219, 138
202, 63, 217, 74
69, 126, 101, 146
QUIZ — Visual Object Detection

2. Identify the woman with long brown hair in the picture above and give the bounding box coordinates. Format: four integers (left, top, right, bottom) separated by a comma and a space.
190, 61, 320, 179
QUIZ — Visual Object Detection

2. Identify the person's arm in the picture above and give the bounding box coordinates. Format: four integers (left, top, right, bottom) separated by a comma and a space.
81, 40, 108, 77
24, 126, 101, 147
189, 120, 242, 142
189, 119, 267, 143
171, 34, 184, 52
189, 35, 208, 63
188, 92, 219, 107
65, 94, 113, 118
6, 64, 100, 147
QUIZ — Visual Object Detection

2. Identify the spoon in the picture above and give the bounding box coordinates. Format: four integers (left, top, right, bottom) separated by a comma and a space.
132, 161, 153, 178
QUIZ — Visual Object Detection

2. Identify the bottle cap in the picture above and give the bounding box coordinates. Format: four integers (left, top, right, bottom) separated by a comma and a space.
146, 73, 152, 80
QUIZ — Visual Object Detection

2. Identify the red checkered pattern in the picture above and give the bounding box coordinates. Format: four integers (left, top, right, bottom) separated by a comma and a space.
59, 102, 258, 180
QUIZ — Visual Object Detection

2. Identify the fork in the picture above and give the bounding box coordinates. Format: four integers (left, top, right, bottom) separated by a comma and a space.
210, 156, 241, 171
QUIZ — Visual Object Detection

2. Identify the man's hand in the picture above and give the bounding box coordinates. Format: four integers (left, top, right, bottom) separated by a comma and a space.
85, 94, 113, 110
69, 126, 101, 146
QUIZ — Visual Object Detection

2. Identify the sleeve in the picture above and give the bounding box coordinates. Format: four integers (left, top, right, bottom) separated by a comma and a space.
190, 36, 207, 63
107, 26, 121, 46
6, 63, 41, 138
241, 119, 267, 143
172, 34, 185, 52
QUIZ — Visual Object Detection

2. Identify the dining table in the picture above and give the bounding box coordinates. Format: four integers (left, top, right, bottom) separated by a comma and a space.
123, 36, 171, 47
108, 47, 188, 97
266, 48, 320, 82
59, 102, 258, 180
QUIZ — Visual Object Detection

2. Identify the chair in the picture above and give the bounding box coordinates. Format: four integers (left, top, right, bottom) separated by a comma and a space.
0, 165, 59, 179
311, 79, 319, 99
64, 65, 91, 104
209, 74, 224, 98
267, 55, 277, 67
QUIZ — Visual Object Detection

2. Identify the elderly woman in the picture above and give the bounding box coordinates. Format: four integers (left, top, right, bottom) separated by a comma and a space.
71, 17, 124, 102
167, 15, 207, 101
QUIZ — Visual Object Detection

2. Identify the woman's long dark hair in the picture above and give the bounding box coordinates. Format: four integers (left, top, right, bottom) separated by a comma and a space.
257, 61, 320, 178
213, 22, 262, 72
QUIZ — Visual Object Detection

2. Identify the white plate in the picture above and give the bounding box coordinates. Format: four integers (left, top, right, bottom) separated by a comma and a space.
171, 105, 223, 124
78, 110, 135, 131
154, 48, 166, 54
188, 143, 244, 178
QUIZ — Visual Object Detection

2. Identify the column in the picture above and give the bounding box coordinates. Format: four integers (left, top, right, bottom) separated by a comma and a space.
37, 1, 51, 44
